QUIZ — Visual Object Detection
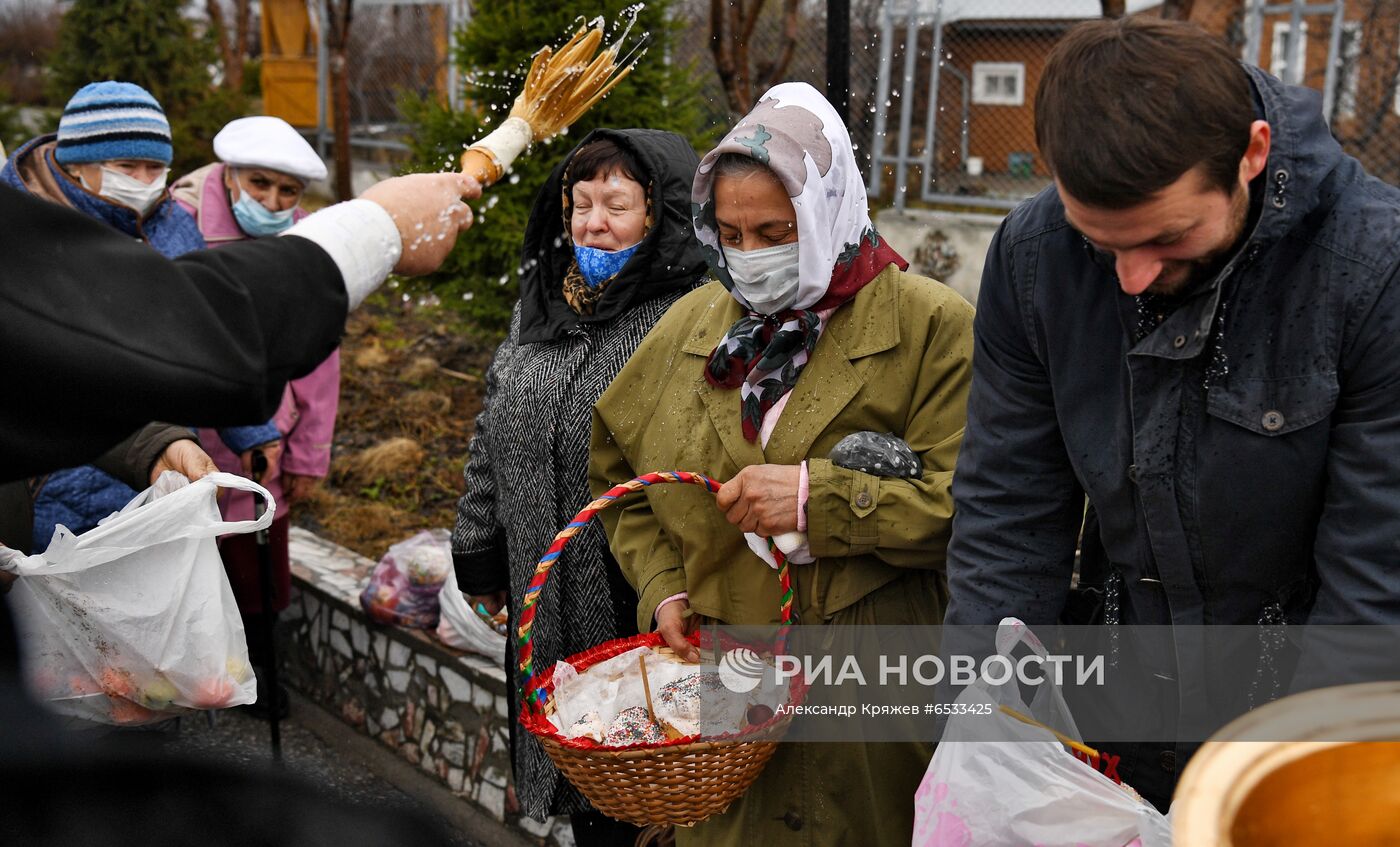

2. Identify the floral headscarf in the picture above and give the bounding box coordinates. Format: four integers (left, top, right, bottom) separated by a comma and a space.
693, 82, 906, 441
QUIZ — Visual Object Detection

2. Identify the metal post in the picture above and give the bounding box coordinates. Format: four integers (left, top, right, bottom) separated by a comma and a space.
940, 63, 971, 168
1320, 0, 1345, 122
893, 0, 920, 211
827, 0, 851, 122
1285, 0, 1306, 85
919, 1, 944, 201
446, 1, 460, 112
867, 0, 896, 197
251, 451, 282, 763
316, 0, 330, 157
1242, 0, 1263, 66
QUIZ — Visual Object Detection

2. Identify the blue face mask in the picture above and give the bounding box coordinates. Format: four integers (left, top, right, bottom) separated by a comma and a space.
232, 191, 297, 237
573, 242, 640, 287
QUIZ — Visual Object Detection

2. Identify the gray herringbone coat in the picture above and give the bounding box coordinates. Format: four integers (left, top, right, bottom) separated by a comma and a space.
451, 129, 709, 820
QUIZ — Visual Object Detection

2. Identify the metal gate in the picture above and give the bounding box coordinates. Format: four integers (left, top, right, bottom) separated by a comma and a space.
868, 0, 1400, 212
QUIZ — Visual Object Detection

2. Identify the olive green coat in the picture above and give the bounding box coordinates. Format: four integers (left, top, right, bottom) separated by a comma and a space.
589, 266, 974, 845
591, 266, 973, 629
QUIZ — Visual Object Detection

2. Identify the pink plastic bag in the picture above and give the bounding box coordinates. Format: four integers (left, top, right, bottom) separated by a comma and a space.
359, 529, 453, 628
912, 619, 1171, 847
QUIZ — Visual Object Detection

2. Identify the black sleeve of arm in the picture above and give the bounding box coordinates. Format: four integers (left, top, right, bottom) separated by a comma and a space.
450, 310, 519, 597
91, 423, 195, 490
0, 185, 348, 481
943, 221, 1084, 627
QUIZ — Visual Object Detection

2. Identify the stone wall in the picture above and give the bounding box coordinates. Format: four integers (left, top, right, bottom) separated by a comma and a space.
281, 528, 573, 846
874, 207, 1007, 306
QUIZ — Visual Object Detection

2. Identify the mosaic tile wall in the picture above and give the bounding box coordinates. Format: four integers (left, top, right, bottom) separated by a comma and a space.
282, 528, 574, 846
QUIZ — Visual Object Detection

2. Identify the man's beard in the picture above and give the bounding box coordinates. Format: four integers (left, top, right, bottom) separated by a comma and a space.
1142, 185, 1251, 298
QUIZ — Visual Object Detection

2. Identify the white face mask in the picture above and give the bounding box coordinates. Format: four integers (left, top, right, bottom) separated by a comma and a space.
84, 166, 169, 216
724, 241, 801, 314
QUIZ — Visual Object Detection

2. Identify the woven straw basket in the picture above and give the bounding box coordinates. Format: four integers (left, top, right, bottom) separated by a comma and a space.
516, 471, 802, 826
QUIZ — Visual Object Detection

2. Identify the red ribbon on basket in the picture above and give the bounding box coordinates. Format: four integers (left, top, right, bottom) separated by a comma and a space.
516, 470, 794, 715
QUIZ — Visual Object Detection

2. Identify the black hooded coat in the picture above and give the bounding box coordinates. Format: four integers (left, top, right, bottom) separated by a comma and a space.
450, 128, 707, 819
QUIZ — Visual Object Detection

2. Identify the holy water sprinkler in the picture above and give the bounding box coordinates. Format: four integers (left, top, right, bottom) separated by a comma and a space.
460, 12, 647, 186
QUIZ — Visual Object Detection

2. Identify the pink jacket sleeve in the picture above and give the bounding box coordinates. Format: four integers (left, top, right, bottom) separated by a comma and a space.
278, 348, 340, 478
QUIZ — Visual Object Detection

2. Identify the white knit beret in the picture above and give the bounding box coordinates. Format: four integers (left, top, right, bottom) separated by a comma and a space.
213, 116, 327, 183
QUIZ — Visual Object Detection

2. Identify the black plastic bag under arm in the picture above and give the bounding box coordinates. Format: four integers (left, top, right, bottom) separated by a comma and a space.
827, 431, 922, 478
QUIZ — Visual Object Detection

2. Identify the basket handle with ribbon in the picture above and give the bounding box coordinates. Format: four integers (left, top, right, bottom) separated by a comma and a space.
516, 471, 794, 715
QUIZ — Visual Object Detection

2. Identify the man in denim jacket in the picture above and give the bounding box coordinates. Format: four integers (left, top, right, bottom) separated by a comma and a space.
944, 17, 1400, 806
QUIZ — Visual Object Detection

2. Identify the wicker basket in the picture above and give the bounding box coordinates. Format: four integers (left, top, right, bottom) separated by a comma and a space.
516, 471, 801, 826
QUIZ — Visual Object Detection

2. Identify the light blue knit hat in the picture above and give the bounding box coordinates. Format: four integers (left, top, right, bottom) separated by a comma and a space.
55, 81, 173, 166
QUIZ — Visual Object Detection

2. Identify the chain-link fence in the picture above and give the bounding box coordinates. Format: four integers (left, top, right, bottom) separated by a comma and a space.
1242, 0, 1400, 186
311, 0, 465, 157
672, 0, 1092, 209
317, 0, 1400, 199
812, 0, 1400, 211
669, 0, 887, 161
858, 0, 1156, 210
345, 2, 456, 127
669, 1, 1163, 209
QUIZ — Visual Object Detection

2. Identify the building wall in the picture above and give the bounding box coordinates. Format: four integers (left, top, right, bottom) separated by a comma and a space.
938, 26, 1063, 178
894, 1, 1400, 196
928, 3, 1243, 180
1188, 0, 1246, 43
261, 0, 320, 128
1250, 0, 1400, 183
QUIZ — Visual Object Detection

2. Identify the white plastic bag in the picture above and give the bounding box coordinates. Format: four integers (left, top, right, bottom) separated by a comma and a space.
361, 528, 454, 628
913, 618, 1172, 847
1, 472, 270, 725
436, 557, 507, 663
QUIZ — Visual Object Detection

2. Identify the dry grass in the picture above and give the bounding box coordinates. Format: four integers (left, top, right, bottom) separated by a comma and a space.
339, 437, 425, 488
400, 356, 441, 383
314, 500, 412, 554
353, 339, 391, 369
291, 298, 501, 561
399, 389, 454, 417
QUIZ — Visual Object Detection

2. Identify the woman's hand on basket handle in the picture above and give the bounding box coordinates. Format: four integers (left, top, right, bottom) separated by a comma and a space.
469, 591, 507, 617
656, 599, 700, 663
716, 464, 801, 536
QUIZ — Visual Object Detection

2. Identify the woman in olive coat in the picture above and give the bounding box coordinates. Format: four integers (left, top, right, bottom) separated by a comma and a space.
590, 84, 975, 845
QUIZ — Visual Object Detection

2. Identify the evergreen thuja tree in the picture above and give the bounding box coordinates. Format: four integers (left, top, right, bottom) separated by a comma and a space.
48, 0, 247, 176
401, 0, 722, 333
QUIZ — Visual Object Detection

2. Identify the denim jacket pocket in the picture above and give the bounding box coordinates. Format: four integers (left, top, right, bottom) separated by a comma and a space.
1205, 372, 1339, 436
